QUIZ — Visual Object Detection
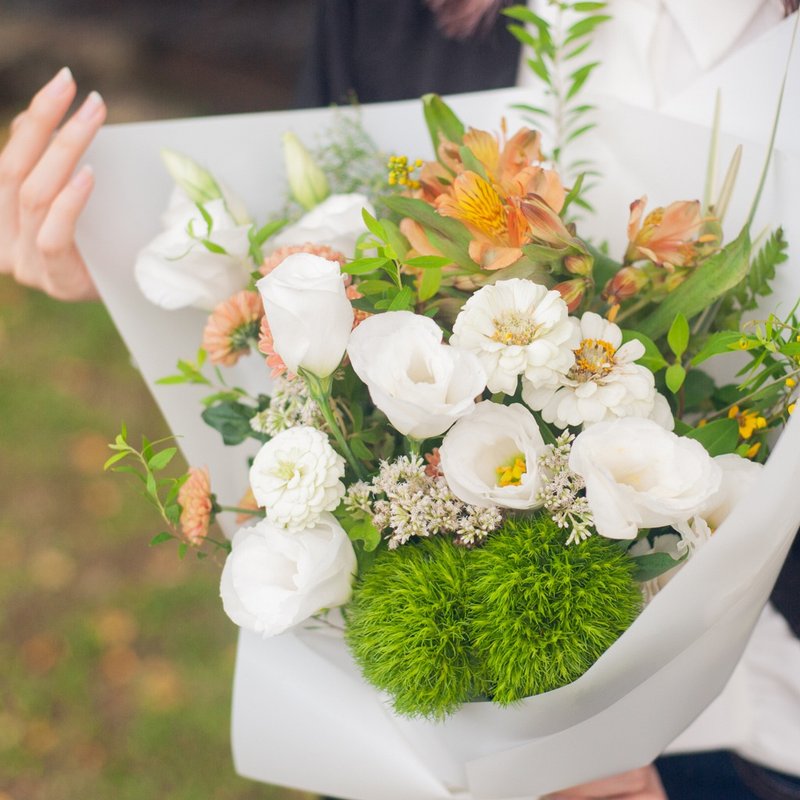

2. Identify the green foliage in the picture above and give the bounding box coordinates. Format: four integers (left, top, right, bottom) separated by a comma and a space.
684, 418, 739, 456
201, 399, 265, 446
345, 536, 483, 720
470, 515, 641, 705
503, 2, 609, 192
422, 93, 465, 150
630, 550, 685, 582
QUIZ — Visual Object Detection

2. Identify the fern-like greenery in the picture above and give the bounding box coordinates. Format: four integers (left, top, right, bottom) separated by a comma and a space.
504, 1, 610, 207
470, 515, 641, 705
345, 536, 484, 720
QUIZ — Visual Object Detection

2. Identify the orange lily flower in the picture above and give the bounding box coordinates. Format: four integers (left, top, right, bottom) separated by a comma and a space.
626, 196, 704, 268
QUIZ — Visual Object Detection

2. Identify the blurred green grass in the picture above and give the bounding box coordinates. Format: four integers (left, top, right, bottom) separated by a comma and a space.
0, 279, 312, 800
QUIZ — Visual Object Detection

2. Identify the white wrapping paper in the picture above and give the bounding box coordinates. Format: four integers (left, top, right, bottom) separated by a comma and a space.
78, 24, 799, 797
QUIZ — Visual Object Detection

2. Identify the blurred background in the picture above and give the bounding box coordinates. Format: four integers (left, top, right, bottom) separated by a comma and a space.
0, 2, 321, 799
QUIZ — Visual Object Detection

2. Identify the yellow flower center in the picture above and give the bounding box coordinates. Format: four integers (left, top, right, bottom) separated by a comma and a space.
569, 338, 617, 381
496, 455, 527, 487
453, 173, 507, 240
491, 310, 540, 346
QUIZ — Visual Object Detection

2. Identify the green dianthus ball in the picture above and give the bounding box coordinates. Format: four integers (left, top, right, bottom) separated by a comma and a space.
345, 536, 483, 720
470, 515, 642, 705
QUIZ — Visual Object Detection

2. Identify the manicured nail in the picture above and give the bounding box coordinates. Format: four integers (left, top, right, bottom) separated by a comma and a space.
76, 91, 104, 122
44, 66, 74, 97
71, 164, 94, 191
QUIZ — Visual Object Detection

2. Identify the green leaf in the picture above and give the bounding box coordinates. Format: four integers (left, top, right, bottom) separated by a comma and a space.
685, 418, 740, 456
560, 172, 586, 218
665, 363, 686, 394
347, 519, 381, 552
667, 313, 690, 358
362, 208, 386, 241
572, 2, 608, 12
253, 218, 287, 245
178, 542, 189, 560
403, 255, 451, 269
691, 331, 748, 366
507, 23, 538, 48
525, 56, 552, 86
621, 329, 668, 372
387, 286, 415, 311
148, 447, 178, 472
342, 257, 389, 276
145, 471, 158, 499
421, 94, 465, 150
631, 551, 684, 582
510, 103, 549, 117
201, 401, 256, 446
502, 6, 547, 26
357, 279, 395, 295
103, 451, 130, 470
150, 532, 174, 547
565, 15, 612, 45
566, 61, 600, 100
638, 229, 752, 340
380, 219, 410, 261
418, 267, 442, 302
350, 438, 374, 461
747, 226, 788, 299
681, 369, 717, 412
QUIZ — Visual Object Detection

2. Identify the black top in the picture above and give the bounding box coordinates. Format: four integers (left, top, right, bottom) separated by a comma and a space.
295, 0, 521, 107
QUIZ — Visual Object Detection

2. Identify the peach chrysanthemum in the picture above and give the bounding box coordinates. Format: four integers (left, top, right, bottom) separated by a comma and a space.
258, 316, 290, 378
202, 290, 264, 366
178, 467, 213, 545
260, 243, 348, 280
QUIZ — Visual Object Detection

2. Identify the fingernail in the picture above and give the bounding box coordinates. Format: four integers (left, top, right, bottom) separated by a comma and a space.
44, 66, 74, 97
71, 164, 94, 191
76, 91, 104, 122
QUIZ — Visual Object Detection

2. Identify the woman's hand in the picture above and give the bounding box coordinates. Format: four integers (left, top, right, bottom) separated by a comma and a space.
543, 765, 667, 799
0, 67, 105, 301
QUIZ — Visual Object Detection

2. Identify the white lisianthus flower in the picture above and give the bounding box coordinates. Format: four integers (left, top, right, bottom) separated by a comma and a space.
135, 188, 252, 311
676, 453, 764, 552
271, 193, 373, 257
257, 253, 353, 378
347, 311, 486, 439
523, 312, 672, 429
568, 418, 722, 540
220, 513, 356, 638
439, 401, 547, 509
450, 279, 578, 395
249, 426, 346, 531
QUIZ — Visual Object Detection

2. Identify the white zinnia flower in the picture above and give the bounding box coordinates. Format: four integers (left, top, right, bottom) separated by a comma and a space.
450, 279, 578, 395
439, 401, 547, 509
523, 312, 672, 429
568, 417, 722, 540
249, 426, 345, 531
220, 513, 356, 637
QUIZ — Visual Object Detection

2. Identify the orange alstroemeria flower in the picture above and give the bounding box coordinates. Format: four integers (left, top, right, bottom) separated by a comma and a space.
626, 196, 704, 268
436, 171, 529, 270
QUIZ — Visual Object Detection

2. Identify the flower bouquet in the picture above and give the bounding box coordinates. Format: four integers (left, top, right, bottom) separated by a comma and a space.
78, 21, 800, 798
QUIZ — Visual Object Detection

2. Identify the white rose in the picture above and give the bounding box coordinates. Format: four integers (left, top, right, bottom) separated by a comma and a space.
450, 279, 577, 395
272, 193, 373, 257
676, 453, 764, 552
347, 311, 486, 439
220, 513, 356, 638
439, 401, 547, 509
569, 417, 722, 540
256, 253, 353, 378
134, 189, 252, 311
249, 426, 346, 531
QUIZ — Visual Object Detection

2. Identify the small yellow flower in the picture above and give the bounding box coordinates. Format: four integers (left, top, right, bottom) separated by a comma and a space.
786, 377, 796, 388
728, 406, 767, 439
789, 403, 796, 415
746, 442, 762, 459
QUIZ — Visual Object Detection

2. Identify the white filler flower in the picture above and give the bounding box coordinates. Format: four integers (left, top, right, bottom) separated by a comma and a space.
220, 513, 356, 637
257, 252, 353, 378
347, 311, 486, 439
271, 193, 373, 258
524, 311, 671, 429
439, 401, 547, 509
135, 188, 252, 311
249, 426, 345, 531
450, 279, 577, 395
569, 417, 722, 540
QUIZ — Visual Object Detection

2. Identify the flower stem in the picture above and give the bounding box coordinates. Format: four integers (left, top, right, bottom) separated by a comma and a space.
300, 369, 367, 481
406, 437, 421, 456
219, 505, 266, 517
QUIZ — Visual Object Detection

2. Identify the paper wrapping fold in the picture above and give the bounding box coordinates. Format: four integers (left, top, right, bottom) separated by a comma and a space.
78, 62, 798, 800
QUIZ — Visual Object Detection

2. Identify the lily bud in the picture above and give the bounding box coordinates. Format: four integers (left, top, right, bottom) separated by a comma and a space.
563, 251, 593, 277
282, 132, 330, 211
553, 278, 588, 312
602, 266, 649, 304
161, 148, 223, 205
